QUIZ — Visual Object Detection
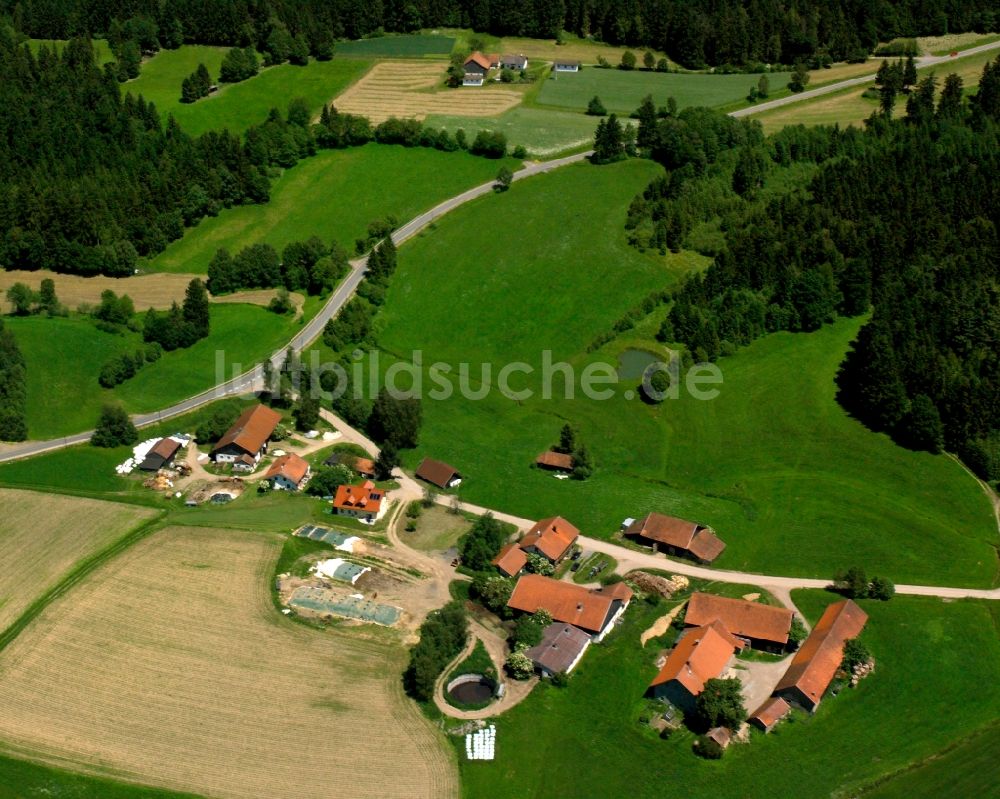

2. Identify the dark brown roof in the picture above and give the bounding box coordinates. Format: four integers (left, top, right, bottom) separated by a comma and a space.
773, 600, 868, 706
415, 458, 460, 488
686, 593, 792, 645
211, 405, 282, 457
507, 574, 631, 636
625, 513, 700, 548
688, 529, 726, 562
150, 438, 181, 459
526, 623, 591, 674
648, 621, 743, 695
491, 543, 528, 577
536, 450, 574, 471
750, 697, 790, 731
520, 516, 579, 561
706, 727, 732, 748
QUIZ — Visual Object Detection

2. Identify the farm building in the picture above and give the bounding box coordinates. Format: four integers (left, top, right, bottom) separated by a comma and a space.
772, 599, 868, 712
491, 543, 528, 577
331, 480, 386, 524
463, 73, 484, 86
553, 60, 581, 72
464, 51, 499, 75
500, 54, 528, 70
415, 458, 462, 488
210, 404, 282, 471
264, 453, 311, 491
684, 592, 793, 653
324, 451, 377, 478
520, 516, 579, 563
525, 623, 591, 676
647, 621, 744, 710
507, 574, 632, 642
139, 438, 182, 471
749, 696, 791, 732
623, 512, 726, 563
706, 727, 732, 750
535, 450, 574, 472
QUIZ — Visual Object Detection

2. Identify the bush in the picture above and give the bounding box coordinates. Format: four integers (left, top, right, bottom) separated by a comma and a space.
587, 95, 607, 116
505, 649, 534, 680
511, 144, 528, 159
403, 600, 468, 701
470, 130, 507, 158
869, 576, 895, 600
91, 404, 138, 448
305, 464, 354, 497
620, 51, 636, 70
694, 736, 724, 759
458, 513, 506, 571
841, 638, 871, 672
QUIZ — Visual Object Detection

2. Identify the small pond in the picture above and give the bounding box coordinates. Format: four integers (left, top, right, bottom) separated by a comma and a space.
447, 674, 494, 705
617, 348, 662, 381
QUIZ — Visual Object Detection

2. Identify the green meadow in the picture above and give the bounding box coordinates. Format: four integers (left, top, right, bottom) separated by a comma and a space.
424, 107, 600, 156
127, 48, 371, 136
537, 68, 791, 115
375, 160, 997, 587
457, 592, 1000, 799
0, 753, 199, 799
8, 304, 294, 439
150, 144, 518, 274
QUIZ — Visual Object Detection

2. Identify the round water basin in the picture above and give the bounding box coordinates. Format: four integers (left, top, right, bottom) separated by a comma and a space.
447, 673, 494, 705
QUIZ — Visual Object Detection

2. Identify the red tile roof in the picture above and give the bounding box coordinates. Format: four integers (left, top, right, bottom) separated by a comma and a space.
535, 450, 574, 471
149, 438, 182, 459
520, 516, 579, 561
749, 696, 790, 731
211, 405, 282, 457
507, 574, 631, 636
648, 621, 743, 696
686, 593, 793, 645
332, 480, 384, 515
265, 453, 310, 485
415, 458, 460, 488
773, 600, 868, 708
464, 51, 494, 70
491, 543, 528, 577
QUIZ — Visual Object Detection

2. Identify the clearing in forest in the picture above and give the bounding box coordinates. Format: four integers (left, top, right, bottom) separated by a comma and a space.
333, 61, 522, 123
0, 525, 456, 799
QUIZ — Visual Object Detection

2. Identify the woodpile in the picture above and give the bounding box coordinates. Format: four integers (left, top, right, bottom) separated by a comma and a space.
850, 658, 875, 687
627, 571, 689, 598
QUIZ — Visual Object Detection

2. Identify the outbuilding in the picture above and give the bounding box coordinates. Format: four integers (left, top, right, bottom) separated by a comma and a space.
139, 438, 182, 471
415, 458, 462, 489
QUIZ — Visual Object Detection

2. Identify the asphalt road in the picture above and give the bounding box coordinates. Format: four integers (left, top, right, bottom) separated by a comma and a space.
731, 39, 1000, 118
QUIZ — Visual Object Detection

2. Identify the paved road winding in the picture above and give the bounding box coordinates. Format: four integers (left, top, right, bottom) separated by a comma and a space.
731, 39, 1000, 118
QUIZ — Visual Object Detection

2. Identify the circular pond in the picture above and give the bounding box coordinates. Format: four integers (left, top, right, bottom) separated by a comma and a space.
447, 673, 495, 705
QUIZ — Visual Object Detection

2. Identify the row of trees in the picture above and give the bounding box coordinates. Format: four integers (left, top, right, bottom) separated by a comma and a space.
98, 342, 162, 387
207, 237, 349, 295
8, 0, 998, 69
626, 57, 1000, 479
0, 319, 26, 440
5, 279, 66, 317
142, 278, 211, 351
402, 600, 468, 701
0, 31, 272, 276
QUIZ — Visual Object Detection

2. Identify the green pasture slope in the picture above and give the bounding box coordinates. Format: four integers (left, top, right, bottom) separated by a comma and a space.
537, 67, 791, 115
7, 304, 293, 439
150, 144, 518, 274
424, 107, 600, 156
126, 48, 371, 136
335, 34, 455, 57
457, 592, 1000, 799
375, 159, 997, 588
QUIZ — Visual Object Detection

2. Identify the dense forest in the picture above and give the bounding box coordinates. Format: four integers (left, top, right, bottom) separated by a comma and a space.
0, 26, 270, 275
626, 57, 1000, 480
5, 0, 998, 68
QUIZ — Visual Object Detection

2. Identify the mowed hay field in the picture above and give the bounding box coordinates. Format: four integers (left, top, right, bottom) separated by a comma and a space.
0, 526, 456, 799
333, 61, 522, 122
0, 489, 157, 634
0, 270, 297, 313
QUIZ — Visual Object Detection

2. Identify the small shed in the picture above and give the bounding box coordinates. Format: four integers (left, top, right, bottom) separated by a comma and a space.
535, 450, 574, 472
139, 438, 182, 471
415, 458, 462, 489
553, 60, 581, 72
749, 696, 790, 733
706, 726, 732, 749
